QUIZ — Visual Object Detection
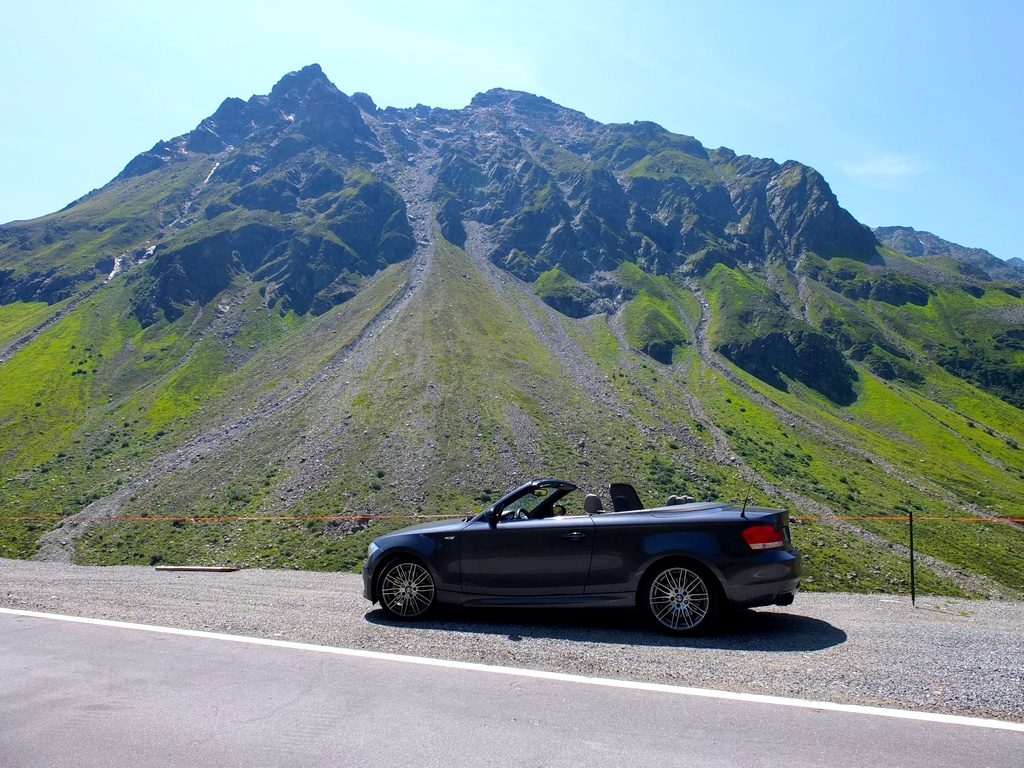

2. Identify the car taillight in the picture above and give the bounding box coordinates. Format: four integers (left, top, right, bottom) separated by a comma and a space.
742, 524, 785, 551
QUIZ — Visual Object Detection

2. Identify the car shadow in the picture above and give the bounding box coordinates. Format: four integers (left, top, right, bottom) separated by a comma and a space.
364, 605, 847, 653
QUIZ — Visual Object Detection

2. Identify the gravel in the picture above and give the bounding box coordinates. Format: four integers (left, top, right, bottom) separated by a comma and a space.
2, 557, 1021, 724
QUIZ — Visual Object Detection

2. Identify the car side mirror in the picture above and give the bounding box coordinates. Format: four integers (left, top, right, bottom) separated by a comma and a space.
484, 509, 498, 529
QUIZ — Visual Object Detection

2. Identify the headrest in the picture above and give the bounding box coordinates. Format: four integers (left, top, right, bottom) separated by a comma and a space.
583, 494, 604, 515
667, 494, 696, 505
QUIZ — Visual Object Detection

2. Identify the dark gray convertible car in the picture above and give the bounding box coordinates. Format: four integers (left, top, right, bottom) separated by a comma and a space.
362, 478, 801, 634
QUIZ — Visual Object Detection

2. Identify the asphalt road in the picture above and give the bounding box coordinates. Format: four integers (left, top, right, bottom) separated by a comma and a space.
1, 610, 1021, 768
3, 559, 1022, 723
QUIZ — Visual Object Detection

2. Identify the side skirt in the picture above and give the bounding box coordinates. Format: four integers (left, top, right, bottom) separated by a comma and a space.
436, 590, 635, 609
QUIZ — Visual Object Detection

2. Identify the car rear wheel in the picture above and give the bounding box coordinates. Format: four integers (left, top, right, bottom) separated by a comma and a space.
641, 562, 720, 635
377, 558, 436, 620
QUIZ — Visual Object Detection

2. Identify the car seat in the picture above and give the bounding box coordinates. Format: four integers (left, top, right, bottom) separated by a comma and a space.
583, 494, 605, 515
609, 483, 644, 512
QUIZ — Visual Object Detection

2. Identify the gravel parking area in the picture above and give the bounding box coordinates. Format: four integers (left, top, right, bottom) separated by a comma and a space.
2, 557, 1021, 723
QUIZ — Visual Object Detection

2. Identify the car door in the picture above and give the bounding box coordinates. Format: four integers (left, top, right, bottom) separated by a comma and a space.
459, 515, 596, 595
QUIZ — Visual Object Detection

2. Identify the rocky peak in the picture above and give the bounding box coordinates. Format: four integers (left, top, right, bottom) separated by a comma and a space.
118, 65, 380, 179
350, 92, 378, 114
874, 226, 929, 257
265, 65, 375, 149
470, 88, 556, 110
765, 162, 878, 262
267, 63, 345, 110
468, 88, 591, 127
268, 63, 329, 94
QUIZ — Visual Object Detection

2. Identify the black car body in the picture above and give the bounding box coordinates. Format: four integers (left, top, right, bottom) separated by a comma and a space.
362, 478, 801, 634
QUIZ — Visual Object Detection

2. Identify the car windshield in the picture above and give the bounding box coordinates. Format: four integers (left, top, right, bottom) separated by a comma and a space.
496, 487, 582, 521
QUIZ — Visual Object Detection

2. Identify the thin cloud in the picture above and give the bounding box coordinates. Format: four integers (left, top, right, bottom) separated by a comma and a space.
840, 154, 930, 181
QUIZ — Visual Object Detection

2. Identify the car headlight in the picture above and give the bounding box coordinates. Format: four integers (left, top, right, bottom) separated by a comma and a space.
367, 541, 380, 558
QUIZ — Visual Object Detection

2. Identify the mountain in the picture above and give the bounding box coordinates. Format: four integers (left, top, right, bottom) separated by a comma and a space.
1, 65, 1021, 599
873, 226, 1024, 282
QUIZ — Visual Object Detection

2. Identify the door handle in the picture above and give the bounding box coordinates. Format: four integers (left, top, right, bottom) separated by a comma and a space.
562, 531, 586, 540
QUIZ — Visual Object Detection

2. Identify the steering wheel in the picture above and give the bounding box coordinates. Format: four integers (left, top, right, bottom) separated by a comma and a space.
498, 507, 530, 522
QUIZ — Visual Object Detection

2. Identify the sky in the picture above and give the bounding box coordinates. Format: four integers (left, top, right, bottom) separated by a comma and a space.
1, 0, 1020, 260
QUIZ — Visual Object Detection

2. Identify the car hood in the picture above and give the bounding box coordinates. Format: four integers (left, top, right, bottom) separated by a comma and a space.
376, 518, 469, 539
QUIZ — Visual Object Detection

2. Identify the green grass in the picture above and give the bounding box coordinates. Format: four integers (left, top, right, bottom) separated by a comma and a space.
624, 149, 721, 188
0, 301, 63, 347
534, 266, 581, 297
845, 375, 1024, 510
69, 260, 410, 531
614, 262, 695, 362
0, 292, 129, 467
800, 256, 1024, 418
0, 287, 142, 555
0, 258, 410, 559
564, 314, 622, 370
0, 157, 209, 278
703, 263, 798, 346
687, 344, 1024, 594
533, 266, 594, 311
793, 520, 971, 596
76, 516, 413, 572
621, 292, 688, 362
146, 340, 232, 430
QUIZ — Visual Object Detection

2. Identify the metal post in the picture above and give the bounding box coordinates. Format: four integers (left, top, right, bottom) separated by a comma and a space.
909, 507, 916, 607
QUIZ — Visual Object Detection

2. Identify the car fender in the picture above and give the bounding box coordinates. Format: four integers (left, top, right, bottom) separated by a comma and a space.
630, 548, 727, 593
366, 531, 463, 602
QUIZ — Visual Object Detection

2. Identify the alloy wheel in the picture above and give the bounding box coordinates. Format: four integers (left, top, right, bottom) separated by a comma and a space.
648, 566, 712, 631
379, 561, 436, 619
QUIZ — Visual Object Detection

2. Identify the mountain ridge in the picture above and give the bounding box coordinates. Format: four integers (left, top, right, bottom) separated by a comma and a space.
1, 65, 1021, 599
873, 225, 1023, 281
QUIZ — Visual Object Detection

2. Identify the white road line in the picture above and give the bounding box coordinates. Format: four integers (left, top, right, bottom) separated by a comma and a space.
2, 606, 1021, 733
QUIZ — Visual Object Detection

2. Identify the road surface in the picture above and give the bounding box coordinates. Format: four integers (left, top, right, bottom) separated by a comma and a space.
1, 609, 1020, 767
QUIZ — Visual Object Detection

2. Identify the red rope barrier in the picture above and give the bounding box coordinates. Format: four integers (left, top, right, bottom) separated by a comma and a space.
6, 514, 1024, 524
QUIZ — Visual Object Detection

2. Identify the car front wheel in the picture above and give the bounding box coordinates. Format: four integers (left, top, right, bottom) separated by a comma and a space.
377, 558, 437, 620
641, 563, 720, 635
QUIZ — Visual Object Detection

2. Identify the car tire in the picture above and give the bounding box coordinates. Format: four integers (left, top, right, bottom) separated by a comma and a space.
640, 561, 721, 635
377, 558, 437, 621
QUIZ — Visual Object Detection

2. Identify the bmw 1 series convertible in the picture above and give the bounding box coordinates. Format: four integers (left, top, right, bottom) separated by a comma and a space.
362, 478, 801, 634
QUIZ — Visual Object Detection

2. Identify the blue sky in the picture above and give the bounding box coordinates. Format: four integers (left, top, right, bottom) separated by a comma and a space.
1, 0, 1020, 260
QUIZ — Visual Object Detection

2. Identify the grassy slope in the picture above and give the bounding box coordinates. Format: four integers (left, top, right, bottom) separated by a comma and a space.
0, 301, 64, 348
0, 157, 211, 277
688, 362, 1006, 595
0, 257, 408, 558
74, 241, 730, 569
686, 338, 1023, 593
2, 237, 1020, 596
683, 256, 1022, 593
71, 259, 412, 568
703, 263, 797, 345
557, 287, 975, 595
582, 265, 1020, 595
615, 262, 692, 361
